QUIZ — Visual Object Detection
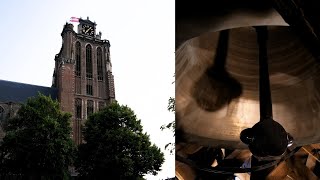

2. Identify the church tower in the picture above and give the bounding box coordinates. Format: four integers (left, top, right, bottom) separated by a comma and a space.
52, 17, 115, 144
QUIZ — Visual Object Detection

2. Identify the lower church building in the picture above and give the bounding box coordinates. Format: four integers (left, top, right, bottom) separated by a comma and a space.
0, 17, 116, 144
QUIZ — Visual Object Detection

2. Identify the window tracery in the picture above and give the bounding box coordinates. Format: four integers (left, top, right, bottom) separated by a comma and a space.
97, 47, 103, 81
87, 100, 94, 117
86, 44, 93, 78
75, 99, 82, 119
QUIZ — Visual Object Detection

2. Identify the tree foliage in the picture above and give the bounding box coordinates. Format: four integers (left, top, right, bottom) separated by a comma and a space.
0, 93, 76, 179
160, 97, 175, 154
161, 74, 175, 154
75, 102, 164, 179
160, 97, 175, 131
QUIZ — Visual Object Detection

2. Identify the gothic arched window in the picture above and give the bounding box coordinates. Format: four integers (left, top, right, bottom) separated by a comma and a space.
75, 99, 82, 119
87, 100, 94, 117
75, 42, 82, 94
86, 44, 93, 95
86, 80, 93, 96
97, 47, 103, 81
86, 44, 93, 78
75, 42, 81, 76
98, 101, 104, 111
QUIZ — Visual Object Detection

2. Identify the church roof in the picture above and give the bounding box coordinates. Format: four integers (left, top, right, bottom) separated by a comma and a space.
0, 79, 58, 103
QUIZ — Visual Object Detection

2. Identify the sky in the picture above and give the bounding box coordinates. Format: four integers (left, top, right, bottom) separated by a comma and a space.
0, 0, 175, 179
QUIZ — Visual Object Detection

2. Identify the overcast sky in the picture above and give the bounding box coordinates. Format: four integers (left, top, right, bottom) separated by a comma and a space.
0, 0, 174, 179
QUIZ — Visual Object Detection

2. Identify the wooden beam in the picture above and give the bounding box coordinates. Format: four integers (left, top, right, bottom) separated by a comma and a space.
272, 0, 320, 59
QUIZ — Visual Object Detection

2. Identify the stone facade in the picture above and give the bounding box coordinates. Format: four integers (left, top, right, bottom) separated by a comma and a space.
52, 19, 116, 144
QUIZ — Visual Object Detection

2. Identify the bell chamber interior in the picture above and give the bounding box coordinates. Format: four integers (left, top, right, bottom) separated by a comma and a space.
176, 25, 320, 149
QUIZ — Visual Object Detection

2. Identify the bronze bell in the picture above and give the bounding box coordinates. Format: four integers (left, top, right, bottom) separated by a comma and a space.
175, 5, 320, 159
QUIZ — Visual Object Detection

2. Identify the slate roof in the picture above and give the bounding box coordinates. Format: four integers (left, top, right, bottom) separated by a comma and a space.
0, 79, 58, 103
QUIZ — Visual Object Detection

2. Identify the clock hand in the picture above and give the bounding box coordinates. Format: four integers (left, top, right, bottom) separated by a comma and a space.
85, 27, 92, 33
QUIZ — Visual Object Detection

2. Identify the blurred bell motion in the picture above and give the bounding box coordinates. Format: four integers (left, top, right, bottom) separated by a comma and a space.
176, 0, 320, 159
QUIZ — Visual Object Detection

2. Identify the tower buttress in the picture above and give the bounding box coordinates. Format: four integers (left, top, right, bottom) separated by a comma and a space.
54, 23, 76, 114
104, 43, 115, 102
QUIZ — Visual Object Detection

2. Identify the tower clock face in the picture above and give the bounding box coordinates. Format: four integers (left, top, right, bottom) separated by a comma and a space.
82, 24, 94, 36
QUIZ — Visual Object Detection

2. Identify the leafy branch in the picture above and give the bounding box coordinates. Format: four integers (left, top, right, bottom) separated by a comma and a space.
161, 97, 175, 154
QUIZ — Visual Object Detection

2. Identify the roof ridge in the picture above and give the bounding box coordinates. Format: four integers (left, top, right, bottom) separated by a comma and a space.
0, 79, 54, 89
0, 79, 58, 103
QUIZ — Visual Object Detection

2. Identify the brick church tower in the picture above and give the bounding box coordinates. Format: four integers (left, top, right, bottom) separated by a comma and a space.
52, 17, 115, 144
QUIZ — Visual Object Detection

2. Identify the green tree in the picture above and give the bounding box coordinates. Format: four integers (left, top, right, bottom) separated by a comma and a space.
0, 93, 76, 179
75, 102, 164, 179
161, 74, 175, 154
160, 97, 175, 154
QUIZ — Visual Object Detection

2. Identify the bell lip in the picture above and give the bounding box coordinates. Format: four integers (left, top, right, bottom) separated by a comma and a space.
252, 151, 286, 161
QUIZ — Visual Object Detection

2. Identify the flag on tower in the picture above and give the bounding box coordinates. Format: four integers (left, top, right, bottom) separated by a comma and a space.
70, 17, 80, 22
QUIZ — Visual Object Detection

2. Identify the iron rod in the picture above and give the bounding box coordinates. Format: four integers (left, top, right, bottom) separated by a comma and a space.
255, 26, 273, 120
